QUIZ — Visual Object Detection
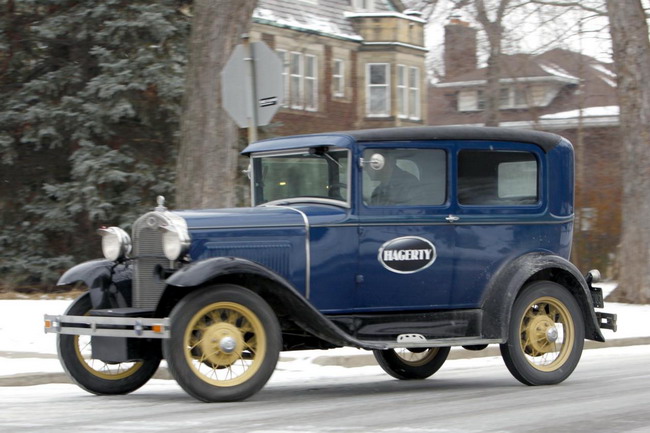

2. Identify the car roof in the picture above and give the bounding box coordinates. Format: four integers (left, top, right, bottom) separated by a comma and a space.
242, 126, 565, 155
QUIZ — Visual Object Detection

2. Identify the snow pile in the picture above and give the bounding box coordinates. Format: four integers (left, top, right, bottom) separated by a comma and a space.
0, 282, 646, 380
540, 105, 619, 120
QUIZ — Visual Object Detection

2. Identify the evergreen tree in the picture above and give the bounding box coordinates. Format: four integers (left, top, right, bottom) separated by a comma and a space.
0, 0, 190, 289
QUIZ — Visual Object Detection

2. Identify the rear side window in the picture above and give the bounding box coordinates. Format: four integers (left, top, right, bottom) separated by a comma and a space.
458, 150, 538, 206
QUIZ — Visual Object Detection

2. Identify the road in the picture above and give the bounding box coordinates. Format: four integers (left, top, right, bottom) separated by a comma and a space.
1, 345, 649, 433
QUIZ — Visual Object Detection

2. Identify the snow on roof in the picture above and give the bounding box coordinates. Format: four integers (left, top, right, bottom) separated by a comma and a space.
590, 63, 617, 87
540, 105, 619, 120
254, 6, 363, 41
538, 62, 580, 83
343, 11, 427, 24
254, 0, 410, 42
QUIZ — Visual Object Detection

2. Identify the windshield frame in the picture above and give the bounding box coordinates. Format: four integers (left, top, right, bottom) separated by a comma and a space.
250, 147, 352, 208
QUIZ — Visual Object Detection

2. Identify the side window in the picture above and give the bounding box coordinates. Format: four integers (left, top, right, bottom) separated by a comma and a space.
363, 149, 446, 206
458, 150, 538, 205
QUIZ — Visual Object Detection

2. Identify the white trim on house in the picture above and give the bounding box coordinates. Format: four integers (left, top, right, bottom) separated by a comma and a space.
436, 75, 580, 88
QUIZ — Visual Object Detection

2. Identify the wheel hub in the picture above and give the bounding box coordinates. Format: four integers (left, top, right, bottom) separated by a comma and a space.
524, 315, 558, 356
199, 323, 243, 367
219, 336, 237, 353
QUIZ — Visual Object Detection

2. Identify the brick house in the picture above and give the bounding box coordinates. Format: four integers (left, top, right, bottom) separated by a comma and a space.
429, 19, 622, 274
249, 0, 428, 136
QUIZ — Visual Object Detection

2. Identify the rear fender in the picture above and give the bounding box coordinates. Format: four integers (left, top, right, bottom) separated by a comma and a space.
57, 259, 131, 309
165, 257, 387, 350
481, 252, 604, 343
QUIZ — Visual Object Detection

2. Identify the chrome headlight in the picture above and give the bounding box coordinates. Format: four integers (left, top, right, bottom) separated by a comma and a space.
161, 224, 190, 261
98, 226, 132, 261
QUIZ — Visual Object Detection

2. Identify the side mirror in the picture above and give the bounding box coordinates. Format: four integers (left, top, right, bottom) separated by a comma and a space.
243, 163, 252, 180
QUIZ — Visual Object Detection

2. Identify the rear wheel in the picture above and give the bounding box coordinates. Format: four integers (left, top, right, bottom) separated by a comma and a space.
500, 281, 585, 385
163, 285, 281, 402
57, 293, 161, 395
373, 346, 450, 380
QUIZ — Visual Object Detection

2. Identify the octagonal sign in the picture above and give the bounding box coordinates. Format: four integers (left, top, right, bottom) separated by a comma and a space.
221, 41, 284, 128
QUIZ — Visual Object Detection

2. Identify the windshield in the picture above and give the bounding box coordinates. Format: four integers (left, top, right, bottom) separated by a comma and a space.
251, 148, 349, 206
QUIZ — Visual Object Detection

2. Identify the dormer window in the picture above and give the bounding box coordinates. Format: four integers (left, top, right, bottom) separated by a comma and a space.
458, 86, 533, 111
499, 87, 529, 109
352, 0, 375, 12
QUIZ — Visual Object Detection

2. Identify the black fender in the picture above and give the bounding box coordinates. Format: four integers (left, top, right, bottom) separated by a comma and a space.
481, 252, 604, 343
165, 257, 389, 350
57, 259, 131, 309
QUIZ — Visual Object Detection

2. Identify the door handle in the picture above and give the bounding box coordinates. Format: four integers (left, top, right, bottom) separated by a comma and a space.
445, 214, 460, 223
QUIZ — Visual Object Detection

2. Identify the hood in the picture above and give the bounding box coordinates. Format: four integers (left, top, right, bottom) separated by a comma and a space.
172, 204, 351, 230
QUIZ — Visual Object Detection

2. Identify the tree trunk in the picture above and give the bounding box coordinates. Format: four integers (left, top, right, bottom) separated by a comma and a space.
175, 0, 257, 209
606, 0, 650, 303
473, 0, 510, 127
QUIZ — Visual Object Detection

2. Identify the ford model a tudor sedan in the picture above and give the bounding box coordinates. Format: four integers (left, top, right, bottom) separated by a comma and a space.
45, 126, 617, 402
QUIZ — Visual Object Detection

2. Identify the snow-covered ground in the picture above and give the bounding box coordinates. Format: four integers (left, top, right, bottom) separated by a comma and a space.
0, 282, 647, 380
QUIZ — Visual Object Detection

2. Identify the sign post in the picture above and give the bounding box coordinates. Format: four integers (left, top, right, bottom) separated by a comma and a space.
221, 37, 283, 144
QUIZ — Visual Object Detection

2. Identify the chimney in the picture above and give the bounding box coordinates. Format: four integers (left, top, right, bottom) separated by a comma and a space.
444, 17, 477, 79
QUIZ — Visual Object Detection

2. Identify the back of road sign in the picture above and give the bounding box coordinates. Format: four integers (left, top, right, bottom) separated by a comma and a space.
221, 41, 284, 128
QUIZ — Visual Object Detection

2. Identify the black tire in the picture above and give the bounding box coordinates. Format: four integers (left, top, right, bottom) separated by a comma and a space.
57, 293, 161, 395
500, 281, 585, 386
163, 284, 281, 402
373, 346, 450, 380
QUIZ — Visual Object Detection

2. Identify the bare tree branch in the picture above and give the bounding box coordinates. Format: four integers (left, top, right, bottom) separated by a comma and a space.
527, 0, 606, 16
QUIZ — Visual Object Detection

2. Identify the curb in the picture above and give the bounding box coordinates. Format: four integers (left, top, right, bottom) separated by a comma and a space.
2, 337, 648, 387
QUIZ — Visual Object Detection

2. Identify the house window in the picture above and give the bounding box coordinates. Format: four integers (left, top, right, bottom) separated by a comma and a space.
277, 51, 319, 111
333, 59, 345, 97
353, 0, 375, 11
290, 52, 303, 109
367, 63, 390, 117
476, 89, 486, 110
499, 88, 510, 107
500, 86, 529, 109
514, 87, 528, 106
408, 66, 420, 120
276, 50, 289, 108
305, 54, 317, 111
397, 65, 407, 118
396, 66, 420, 120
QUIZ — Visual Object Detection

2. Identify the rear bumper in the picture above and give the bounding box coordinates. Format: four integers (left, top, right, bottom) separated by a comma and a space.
596, 311, 618, 332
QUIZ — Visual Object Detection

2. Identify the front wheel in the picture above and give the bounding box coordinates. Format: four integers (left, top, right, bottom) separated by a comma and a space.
373, 346, 450, 380
163, 285, 281, 402
57, 294, 161, 395
500, 281, 585, 385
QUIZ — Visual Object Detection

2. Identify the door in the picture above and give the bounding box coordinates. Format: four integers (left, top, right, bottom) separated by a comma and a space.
356, 145, 455, 311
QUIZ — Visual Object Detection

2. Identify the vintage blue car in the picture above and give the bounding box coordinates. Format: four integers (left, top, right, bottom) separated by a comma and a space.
45, 126, 617, 402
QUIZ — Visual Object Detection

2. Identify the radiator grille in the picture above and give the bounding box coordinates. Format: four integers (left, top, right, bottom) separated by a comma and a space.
132, 214, 168, 309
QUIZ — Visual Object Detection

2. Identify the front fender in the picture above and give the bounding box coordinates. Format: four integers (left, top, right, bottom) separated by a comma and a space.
481, 252, 604, 343
57, 259, 131, 309
58, 259, 113, 288
166, 257, 290, 289
166, 257, 388, 350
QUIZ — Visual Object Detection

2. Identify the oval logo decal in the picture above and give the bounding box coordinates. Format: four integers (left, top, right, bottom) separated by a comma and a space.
378, 236, 437, 274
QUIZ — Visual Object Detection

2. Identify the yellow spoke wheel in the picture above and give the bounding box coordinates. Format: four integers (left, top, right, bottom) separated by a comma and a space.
184, 302, 266, 387
519, 297, 574, 371
164, 285, 281, 402
374, 346, 450, 380
500, 281, 584, 386
57, 294, 161, 395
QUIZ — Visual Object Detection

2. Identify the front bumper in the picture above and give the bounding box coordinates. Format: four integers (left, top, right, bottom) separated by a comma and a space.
44, 310, 170, 339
